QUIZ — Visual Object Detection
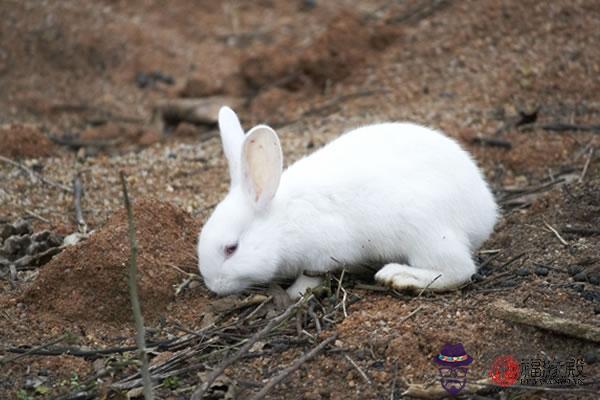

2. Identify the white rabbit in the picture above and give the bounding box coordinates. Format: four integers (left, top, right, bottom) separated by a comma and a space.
198, 107, 498, 298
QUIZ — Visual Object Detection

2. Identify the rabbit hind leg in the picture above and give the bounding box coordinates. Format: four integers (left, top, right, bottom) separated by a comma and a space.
375, 242, 476, 291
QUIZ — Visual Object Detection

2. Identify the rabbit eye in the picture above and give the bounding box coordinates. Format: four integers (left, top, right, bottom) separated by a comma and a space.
224, 243, 238, 258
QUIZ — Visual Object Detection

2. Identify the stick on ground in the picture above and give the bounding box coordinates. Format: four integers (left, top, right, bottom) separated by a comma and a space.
0, 155, 73, 193
120, 172, 154, 400
490, 299, 600, 343
191, 295, 312, 400
249, 334, 337, 400
73, 172, 88, 234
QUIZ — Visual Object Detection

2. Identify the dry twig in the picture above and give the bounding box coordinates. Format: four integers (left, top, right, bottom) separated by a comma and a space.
0, 155, 73, 193
73, 172, 88, 234
471, 135, 512, 149
249, 334, 337, 400
120, 172, 154, 400
561, 226, 600, 236
191, 295, 312, 400
401, 378, 493, 399
490, 299, 600, 343
543, 220, 569, 246
579, 147, 594, 182
0, 334, 68, 365
344, 353, 372, 385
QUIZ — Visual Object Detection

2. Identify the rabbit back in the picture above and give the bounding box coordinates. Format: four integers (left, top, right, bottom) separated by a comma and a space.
275, 123, 497, 270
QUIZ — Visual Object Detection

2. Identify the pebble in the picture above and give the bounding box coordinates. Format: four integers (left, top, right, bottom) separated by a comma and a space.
568, 265, 584, 276
0, 224, 15, 240
584, 351, 598, 365
534, 266, 549, 277
31, 230, 51, 243
582, 290, 600, 302
588, 274, 600, 286
471, 272, 484, 282
13, 219, 32, 235
573, 271, 588, 282
571, 283, 585, 293
516, 267, 530, 276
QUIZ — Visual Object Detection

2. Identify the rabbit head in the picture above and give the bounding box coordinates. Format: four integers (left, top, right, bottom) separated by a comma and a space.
197, 107, 284, 295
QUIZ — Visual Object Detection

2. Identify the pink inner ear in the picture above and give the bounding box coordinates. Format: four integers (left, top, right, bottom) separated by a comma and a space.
242, 125, 282, 209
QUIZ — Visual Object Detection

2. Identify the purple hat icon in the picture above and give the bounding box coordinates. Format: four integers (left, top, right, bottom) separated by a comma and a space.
433, 343, 473, 367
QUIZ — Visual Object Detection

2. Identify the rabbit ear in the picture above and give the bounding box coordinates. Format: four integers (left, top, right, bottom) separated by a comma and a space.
241, 125, 283, 210
218, 106, 245, 186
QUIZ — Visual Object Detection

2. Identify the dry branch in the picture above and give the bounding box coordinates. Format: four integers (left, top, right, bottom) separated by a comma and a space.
153, 96, 243, 127
0, 334, 68, 365
539, 123, 600, 133
120, 172, 153, 400
471, 135, 512, 149
73, 172, 87, 234
0, 155, 73, 193
402, 378, 492, 399
543, 220, 569, 246
191, 295, 313, 400
249, 334, 337, 400
561, 226, 600, 236
344, 353, 371, 385
490, 299, 600, 343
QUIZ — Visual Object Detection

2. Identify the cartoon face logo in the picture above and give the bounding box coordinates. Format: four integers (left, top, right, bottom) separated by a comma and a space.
433, 343, 473, 396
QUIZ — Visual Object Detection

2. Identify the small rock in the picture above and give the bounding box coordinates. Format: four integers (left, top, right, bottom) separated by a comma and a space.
27, 241, 49, 255
471, 272, 484, 282
534, 266, 549, 277
24, 375, 47, 389
568, 265, 584, 276
571, 283, 585, 293
594, 306, 600, 314
584, 351, 598, 365
135, 72, 151, 88
573, 271, 588, 282
516, 267, 530, 276
0, 224, 15, 240
63, 233, 85, 246
13, 219, 32, 235
150, 70, 174, 85
1, 236, 21, 256
47, 232, 64, 247
31, 230, 51, 243
371, 360, 385, 369
136, 70, 174, 89
301, 0, 317, 10
188, 280, 200, 289
582, 290, 600, 302
588, 274, 600, 286
14, 254, 33, 268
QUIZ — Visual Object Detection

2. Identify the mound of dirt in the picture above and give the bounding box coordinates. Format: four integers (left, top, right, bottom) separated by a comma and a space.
242, 12, 398, 92
23, 198, 201, 325
0, 124, 57, 158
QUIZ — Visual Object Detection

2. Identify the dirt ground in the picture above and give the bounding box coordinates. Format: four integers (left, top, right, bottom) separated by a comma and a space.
1, 0, 599, 399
